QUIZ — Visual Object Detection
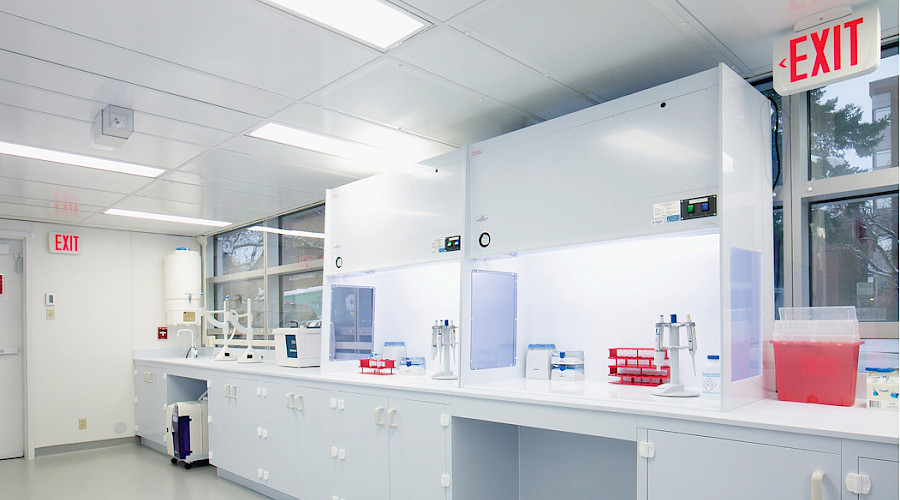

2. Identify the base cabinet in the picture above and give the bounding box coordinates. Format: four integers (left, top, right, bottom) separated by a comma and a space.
643, 429, 842, 500
134, 364, 166, 447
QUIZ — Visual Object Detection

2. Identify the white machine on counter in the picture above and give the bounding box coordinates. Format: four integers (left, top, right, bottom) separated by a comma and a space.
273, 321, 322, 368
165, 398, 208, 468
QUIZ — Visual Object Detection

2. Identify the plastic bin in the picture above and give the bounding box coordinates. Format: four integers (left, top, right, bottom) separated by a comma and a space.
771, 307, 862, 407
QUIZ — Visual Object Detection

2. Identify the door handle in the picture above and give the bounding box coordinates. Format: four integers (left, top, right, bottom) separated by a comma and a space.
811, 470, 825, 500
387, 408, 398, 428
374, 406, 385, 426
0, 347, 20, 355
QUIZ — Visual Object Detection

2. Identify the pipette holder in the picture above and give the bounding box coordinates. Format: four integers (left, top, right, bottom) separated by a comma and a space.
652, 314, 699, 397
431, 319, 458, 380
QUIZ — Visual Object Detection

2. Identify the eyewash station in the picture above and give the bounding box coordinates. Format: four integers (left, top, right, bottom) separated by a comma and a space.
134, 65, 898, 500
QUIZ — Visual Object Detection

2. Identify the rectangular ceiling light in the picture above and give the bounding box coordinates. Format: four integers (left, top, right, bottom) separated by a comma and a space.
0, 141, 164, 178
249, 122, 416, 171
104, 208, 231, 227
265, 0, 425, 49
249, 225, 325, 238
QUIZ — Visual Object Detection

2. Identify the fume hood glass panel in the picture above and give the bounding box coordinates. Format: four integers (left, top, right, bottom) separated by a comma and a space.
214, 228, 264, 275
279, 206, 325, 267
470, 270, 517, 370
277, 271, 323, 328
330, 285, 374, 361
730, 247, 762, 382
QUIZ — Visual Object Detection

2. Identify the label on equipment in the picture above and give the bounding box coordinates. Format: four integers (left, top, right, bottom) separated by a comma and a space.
652, 201, 680, 225
0, 273, 4, 296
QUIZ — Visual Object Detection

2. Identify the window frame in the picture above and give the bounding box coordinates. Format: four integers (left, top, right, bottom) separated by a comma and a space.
772, 44, 899, 339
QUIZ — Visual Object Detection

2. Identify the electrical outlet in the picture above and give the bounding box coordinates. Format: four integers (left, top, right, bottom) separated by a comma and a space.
78, 418, 87, 430
46, 308, 55, 320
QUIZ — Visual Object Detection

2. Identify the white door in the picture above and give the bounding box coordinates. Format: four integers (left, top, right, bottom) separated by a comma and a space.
0, 238, 24, 459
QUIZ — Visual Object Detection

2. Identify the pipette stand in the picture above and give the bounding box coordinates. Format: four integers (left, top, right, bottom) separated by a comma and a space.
209, 297, 237, 361
235, 299, 262, 363
652, 314, 699, 398
431, 319, 458, 380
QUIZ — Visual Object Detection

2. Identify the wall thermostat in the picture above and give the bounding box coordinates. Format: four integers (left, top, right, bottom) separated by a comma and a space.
45, 292, 56, 306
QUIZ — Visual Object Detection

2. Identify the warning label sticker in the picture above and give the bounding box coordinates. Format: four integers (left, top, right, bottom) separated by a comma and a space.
652, 201, 681, 225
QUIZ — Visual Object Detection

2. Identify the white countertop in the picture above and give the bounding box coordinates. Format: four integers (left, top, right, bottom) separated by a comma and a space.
135, 355, 899, 444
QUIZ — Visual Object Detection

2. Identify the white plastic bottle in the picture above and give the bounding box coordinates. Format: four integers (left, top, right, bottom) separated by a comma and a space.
701, 355, 721, 406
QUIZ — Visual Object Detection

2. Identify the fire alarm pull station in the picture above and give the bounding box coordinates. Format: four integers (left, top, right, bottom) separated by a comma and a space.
158, 327, 168, 340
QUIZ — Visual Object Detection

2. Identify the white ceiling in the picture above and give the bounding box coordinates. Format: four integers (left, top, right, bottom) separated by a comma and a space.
0, 0, 896, 236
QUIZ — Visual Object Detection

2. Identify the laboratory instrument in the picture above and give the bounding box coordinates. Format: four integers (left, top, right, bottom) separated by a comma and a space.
701, 355, 721, 406
232, 299, 261, 363
431, 319, 458, 380
165, 397, 209, 469
398, 357, 426, 376
273, 322, 322, 368
652, 314, 699, 397
525, 344, 556, 379
208, 297, 237, 361
608, 347, 670, 386
551, 351, 585, 381
382, 341, 407, 362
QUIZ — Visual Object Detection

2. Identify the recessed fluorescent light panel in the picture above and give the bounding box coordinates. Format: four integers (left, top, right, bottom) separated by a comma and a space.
104, 208, 231, 227
249, 226, 325, 238
249, 123, 416, 171
0, 141, 164, 178
263, 0, 426, 49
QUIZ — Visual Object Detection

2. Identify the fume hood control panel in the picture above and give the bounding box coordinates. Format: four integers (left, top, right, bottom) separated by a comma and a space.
680, 195, 717, 220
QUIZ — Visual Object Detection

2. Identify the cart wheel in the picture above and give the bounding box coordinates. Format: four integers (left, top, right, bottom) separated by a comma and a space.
184, 462, 192, 470
170, 458, 178, 464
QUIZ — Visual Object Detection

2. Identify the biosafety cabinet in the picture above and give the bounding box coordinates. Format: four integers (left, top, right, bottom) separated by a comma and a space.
322, 150, 465, 371
323, 63, 774, 411
461, 64, 773, 411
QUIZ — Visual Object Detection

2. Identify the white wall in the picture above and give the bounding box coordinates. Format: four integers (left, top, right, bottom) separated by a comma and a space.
0, 219, 197, 449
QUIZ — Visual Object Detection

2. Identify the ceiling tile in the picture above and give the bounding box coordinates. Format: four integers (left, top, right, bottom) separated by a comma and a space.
0, 12, 293, 116
399, 0, 485, 22
0, 200, 96, 224
76, 213, 207, 236
0, 0, 379, 100
268, 102, 457, 160
393, 27, 597, 120
178, 147, 365, 195
216, 136, 383, 179
678, 0, 899, 75
454, 0, 720, 100
306, 58, 538, 145
0, 177, 125, 208
107, 195, 267, 224
0, 155, 154, 194
159, 170, 323, 202
132, 179, 317, 215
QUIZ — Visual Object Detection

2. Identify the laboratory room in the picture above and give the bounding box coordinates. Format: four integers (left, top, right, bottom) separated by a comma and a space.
0, 1, 898, 499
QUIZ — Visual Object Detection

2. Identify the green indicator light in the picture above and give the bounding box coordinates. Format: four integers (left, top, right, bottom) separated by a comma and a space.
687, 205, 695, 213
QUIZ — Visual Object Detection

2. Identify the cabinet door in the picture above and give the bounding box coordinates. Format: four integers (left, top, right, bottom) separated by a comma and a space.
263, 381, 300, 498
297, 387, 337, 500
858, 458, 899, 500
208, 376, 260, 482
339, 391, 390, 500
134, 366, 165, 446
646, 430, 842, 500
388, 398, 448, 500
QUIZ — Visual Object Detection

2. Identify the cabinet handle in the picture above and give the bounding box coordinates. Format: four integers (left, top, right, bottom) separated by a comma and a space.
387, 408, 398, 428
338, 448, 346, 460
294, 394, 303, 411
374, 406, 385, 426
262, 428, 268, 439
257, 468, 263, 479
224, 385, 230, 398
257, 427, 263, 437
330, 397, 337, 409
338, 399, 345, 410
331, 446, 338, 458
286, 393, 294, 409
810, 470, 825, 500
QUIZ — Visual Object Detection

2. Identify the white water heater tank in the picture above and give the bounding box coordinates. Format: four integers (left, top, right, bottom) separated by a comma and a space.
165, 248, 201, 325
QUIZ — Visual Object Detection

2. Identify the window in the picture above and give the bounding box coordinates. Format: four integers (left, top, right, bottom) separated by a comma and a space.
768, 45, 898, 340
207, 203, 326, 347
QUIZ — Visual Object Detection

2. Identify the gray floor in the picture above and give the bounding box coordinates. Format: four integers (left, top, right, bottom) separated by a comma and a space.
0, 442, 272, 499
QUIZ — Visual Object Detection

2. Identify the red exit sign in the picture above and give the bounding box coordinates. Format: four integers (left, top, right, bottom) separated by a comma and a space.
773, 7, 881, 96
49, 233, 80, 254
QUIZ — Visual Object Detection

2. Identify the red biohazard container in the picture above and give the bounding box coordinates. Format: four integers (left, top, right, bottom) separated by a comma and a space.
772, 307, 862, 407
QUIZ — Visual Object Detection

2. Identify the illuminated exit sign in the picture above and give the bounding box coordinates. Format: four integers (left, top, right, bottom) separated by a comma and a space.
773, 7, 881, 96
49, 233, 80, 254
